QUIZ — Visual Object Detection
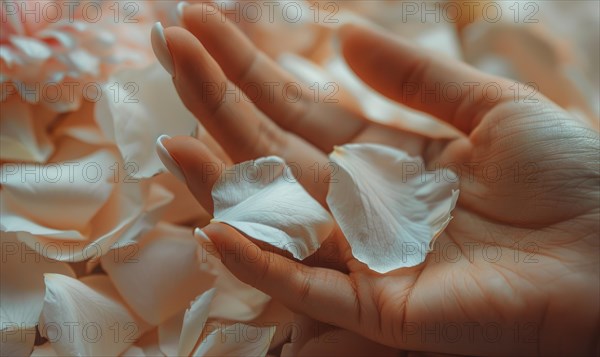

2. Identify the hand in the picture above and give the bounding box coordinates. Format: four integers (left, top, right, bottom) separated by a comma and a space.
157, 5, 599, 355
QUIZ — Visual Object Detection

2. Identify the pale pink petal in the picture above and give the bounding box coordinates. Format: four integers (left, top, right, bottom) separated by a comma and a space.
94, 64, 197, 178
102, 223, 216, 325
121, 345, 147, 357
158, 289, 216, 357
10, 36, 51, 61
0, 326, 36, 357
1, 150, 115, 233
0, 232, 74, 356
0, 97, 55, 162
39, 274, 150, 356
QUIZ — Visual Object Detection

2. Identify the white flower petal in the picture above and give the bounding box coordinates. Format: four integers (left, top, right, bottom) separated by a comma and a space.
121, 345, 147, 356
67, 49, 100, 77
158, 289, 216, 357
37, 29, 76, 49
178, 289, 216, 357
94, 64, 197, 178
326, 143, 459, 273
0, 45, 18, 67
39, 274, 150, 357
101, 223, 216, 325
1, 150, 115, 233
0, 233, 75, 330
10, 36, 52, 61
0, 98, 55, 162
5, 157, 171, 263
192, 324, 276, 357
212, 156, 334, 260
0, 326, 36, 357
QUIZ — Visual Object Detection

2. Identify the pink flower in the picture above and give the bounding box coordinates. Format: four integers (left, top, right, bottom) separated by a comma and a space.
0, 0, 156, 112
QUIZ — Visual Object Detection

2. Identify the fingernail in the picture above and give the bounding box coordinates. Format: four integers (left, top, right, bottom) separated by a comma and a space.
156, 135, 186, 182
177, 2, 189, 22
151, 22, 175, 77
194, 228, 222, 260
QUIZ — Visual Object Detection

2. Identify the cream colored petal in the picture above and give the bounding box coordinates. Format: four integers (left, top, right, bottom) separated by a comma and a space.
327, 144, 459, 273
101, 223, 216, 325
121, 345, 147, 357
212, 156, 334, 260
10, 36, 52, 61
158, 289, 216, 357
178, 289, 216, 357
192, 324, 276, 357
94, 64, 197, 178
53, 100, 110, 145
0, 98, 55, 162
11, 174, 171, 263
0, 232, 74, 357
39, 274, 149, 357
0, 150, 116, 233
0, 326, 36, 357
157, 311, 184, 357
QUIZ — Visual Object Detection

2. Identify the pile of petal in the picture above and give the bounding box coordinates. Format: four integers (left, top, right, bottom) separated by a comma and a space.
1, 1, 597, 356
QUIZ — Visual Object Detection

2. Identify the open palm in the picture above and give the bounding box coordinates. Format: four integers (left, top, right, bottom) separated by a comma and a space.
158, 5, 599, 355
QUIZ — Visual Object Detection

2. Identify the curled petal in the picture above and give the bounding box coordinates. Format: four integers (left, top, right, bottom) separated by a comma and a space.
158, 289, 216, 357
327, 143, 459, 273
212, 156, 334, 260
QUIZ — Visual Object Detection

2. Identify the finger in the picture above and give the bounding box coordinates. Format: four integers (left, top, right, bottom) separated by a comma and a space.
180, 4, 369, 151
201, 222, 362, 331
164, 26, 282, 162
161, 135, 224, 213
195, 124, 232, 165
164, 26, 330, 202
339, 23, 518, 134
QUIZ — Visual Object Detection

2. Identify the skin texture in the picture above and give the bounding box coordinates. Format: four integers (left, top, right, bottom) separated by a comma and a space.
159, 5, 599, 356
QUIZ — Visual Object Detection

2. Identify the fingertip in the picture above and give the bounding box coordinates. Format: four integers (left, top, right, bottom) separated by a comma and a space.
202, 222, 239, 246
161, 136, 223, 212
